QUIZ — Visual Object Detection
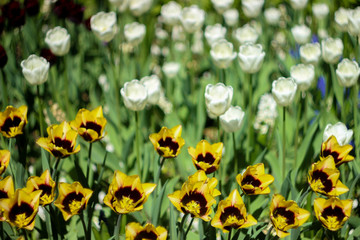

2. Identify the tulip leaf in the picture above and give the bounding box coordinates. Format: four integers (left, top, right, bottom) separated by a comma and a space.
347, 174, 360, 199
170, 205, 178, 240
41, 148, 50, 172
151, 180, 168, 226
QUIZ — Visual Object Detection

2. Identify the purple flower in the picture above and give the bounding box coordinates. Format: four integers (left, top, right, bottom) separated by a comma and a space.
317, 76, 326, 99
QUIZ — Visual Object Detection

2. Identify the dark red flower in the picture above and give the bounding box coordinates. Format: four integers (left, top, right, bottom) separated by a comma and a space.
40, 48, 57, 66
2, 1, 26, 29
68, 3, 85, 24
0, 45, 8, 68
24, 0, 40, 16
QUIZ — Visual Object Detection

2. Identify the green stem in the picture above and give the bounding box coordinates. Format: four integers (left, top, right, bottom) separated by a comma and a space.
80, 214, 88, 240
135, 111, 142, 179
8, 138, 16, 189
282, 106, 286, 181
217, 116, 220, 142
22, 229, 28, 240
37, 85, 44, 137
246, 73, 253, 164
51, 158, 61, 182
228, 228, 232, 240
294, 93, 302, 168
44, 205, 53, 240
0, 69, 8, 107
86, 142, 93, 187
353, 84, 360, 174
63, 57, 71, 118
114, 214, 122, 240
184, 217, 194, 239
155, 156, 164, 188
178, 213, 188, 240
232, 132, 238, 174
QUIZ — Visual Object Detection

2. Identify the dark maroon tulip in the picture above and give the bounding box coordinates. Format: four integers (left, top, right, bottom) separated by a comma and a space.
68, 3, 85, 24
83, 17, 92, 31
24, 0, 40, 16
40, 48, 57, 66
0, 45, 8, 68
2, 1, 26, 28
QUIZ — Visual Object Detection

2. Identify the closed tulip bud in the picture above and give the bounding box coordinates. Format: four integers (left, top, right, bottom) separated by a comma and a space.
335, 8, 350, 30
290, 0, 308, 10
312, 3, 329, 20
205, 83, 233, 118
180, 5, 205, 34
161, 1, 181, 26
336, 58, 360, 87
290, 64, 315, 91
271, 77, 297, 107
21, 55, 50, 85
323, 122, 353, 146
238, 43, 265, 74
264, 7, 281, 26
321, 38, 343, 64
299, 42, 321, 65
241, 0, 264, 18
129, 0, 152, 17
204, 24, 226, 46
348, 7, 360, 36
162, 62, 180, 79
291, 24, 311, 45
140, 75, 162, 105
121, 80, 148, 111
211, 0, 233, 14
223, 9, 239, 27
210, 39, 236, 69
220, 106, 245, 133
90, 12, 117, 43
124, 22, 146, 46
45, 27, 70, 56
234, 24, 259, 45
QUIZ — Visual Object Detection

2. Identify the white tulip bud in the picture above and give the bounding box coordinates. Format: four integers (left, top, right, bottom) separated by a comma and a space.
161, 1, 181, 26
21, 55, 50, 85
140, 75, 162, 105
129, 0, 152, 17
291, 24, 311, 45
204, 24, 226, 46
234, 24, 259, 45
312, 3, 329, 20
290, 64, 315, 91
271, 77, 297, 107
348, 7, 360, 36
323, 122, 353, 146
45, 27, 70, 56
205, 83, 233, 118
210, 39, 236, 69
162, 62, 180, 79
264, 7, 281, 26
211, 0, 233, 14
90, 12, 117, 43
321, 38, 343, 64
124, 22, 146, 46
290, 0, 308, 10
299, 42, 321, 65
220, 106, 245, 133
336, 58, 360, 87
120, 80, 148, 111
242, 0, 264, 18
223, 8, 239, 27
180, 5, 205, 34
335, 8, 350, 30
238, 43, 265, 74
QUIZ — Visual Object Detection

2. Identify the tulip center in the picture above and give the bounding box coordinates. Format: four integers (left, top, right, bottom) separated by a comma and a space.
1, 116, 22, 134
322, 149, 340, 165
157, 137, 179, 157
38, 184, 53, 205
197, 152, 215, 164
0, 190, 8, 199
241, 175, 261, 188
9, 202, 34, 228
15, 213, 29, 228
272, 207, 295, 230
69, 200, 83, 214
185, 200, 201, 215
322, 206, 345, 222
134, 230, 158, 240
181, 191, 208, 216
80, 121, 102, 136
311, 170, 333, 193
117, 196, 135, 211
221, 206, 244, 230
62, 192, 85, 214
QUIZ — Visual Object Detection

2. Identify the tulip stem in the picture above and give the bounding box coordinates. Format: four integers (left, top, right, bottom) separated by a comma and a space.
63, 57, 71, 119
353, 84, 360, 174
233, 132, 238, 174
155, 156, 164, 188
184, 217, 194, 239
8, 138, 16, 189
217, 117, 220, 142
294, 93, 302, 169
44, 205, 53, 240
114, 214, 122, 240
86, 142, 93, 187
282, 106, 286, 181
37, 85, 44, 137
22, 229, 29, 240
79, 214, 87, 240
246, 73, 253, 164
135, 111, 142, 179
178, 213, 188, 240
228, 228, 232, 240
52, 158, 61, 182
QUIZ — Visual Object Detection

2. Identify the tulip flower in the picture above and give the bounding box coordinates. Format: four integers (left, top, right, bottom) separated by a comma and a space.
160, 1, 181, 26
140, 75, 162, 105
121, 80, 148, 111
336, 58, 360, 87
54, 182, 93, 221
45, 27, 71, 56
211, 0, 233, 14
26, 170, 56, 206
210, 39, 236, 69
205, 83, 233, 118
314, 197, 352, 231
223, 9, 239, 27
162, 62, 180, 79
334, 8, 350, 30
271, 77, 297, 107
321, 38, 343, 64
323, 122, 353, 146
312, 3, 329, 20
149, 125, 185, 158
241, 0, 264, 18
125, 222, 167, 240
180, 5, 205, 34
90, 11, 117, 42
124, 22, 146, 46
291, 24, 311, 45
290, 0, 308, 10
211, 189, 257, 232
348, 7, 360, 36
129, 0, 152, 17
264, 7, 281, 26
188, 140, 223, 174
21, 54, 50, 85
220, 106, 245, 133
0, 105, 28, 138
0, 150, 10, 175
270, 194, 310, 238
103, 170, 156, 214
204, 24, 226, 46
234, 24, 259, 45
299, 42, 321, 65
290, 64, 315, 91
238, 43, 265, 74
308, 156, 349, 196
320, 136, 354, 167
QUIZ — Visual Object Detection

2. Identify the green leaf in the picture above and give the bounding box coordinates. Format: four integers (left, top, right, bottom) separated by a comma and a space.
151, 180, 168, 226
347, 174, 360, 199
41, 149, 50, 171
170, 206, 178, 240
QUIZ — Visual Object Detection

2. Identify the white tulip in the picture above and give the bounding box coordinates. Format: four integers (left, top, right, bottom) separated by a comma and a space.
223, 8, 239, 27
271, 77, 297, 107
220, 106, 245, 133
180, 5, 205, 33
348, 7, 360, 36
335, 8, 350, 30
21, 55, 50, 85
321, 38, 343, 64
211, 0, 233, 14
264, 7, 281, 26
204, 24, 226, 46
161, 1, 181, 26
336, 58, 360, 87
290, 0, 308, 10
323, 122, 353, 146
238, 43, 265, 74
124, 22, 146, 46
234, 24, 259, 45
290, 64, 315, 91
291, 24, 311, 45
129, 0, 152, 16
109, 0, 125, 7
162, 62, 180, 79
120, 79, 148, 111
241, 0, 264, 18
90, 12, 117, 42
45, 27, 70, 56
140, 75, 162, 105
312, 3, 329, 20
191, 30, 204, 55
205, 83, 233, 118
210, 39, 236, 69
299, 42, 321, 65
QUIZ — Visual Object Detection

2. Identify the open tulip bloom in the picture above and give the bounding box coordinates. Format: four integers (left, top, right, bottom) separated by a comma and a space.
26, 169, 56, 206
188, 140, 223, 174
125, 222, 167, 240
320, 136, 354, 167
103, 170, 156, 214
211, 189, 257, 233
0, 105, 28, 138
149, 125, 185, 158
0, 149, 10, 175
0, 176, 14, 221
